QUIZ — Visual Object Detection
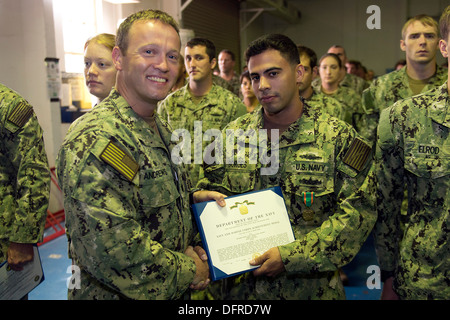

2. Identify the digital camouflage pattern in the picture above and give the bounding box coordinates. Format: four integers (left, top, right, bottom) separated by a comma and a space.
0, 83, 50, 261
158, 83, 247, 186
313, 72, 368, 96
212, 74, 235, 93
304, 87, 345, 121
374, 82, 449, 300
197, 103, 377, 300
361, 65, 447, 143
321, 85, 364, 133
223, 73, 241, 97
341, 72, 369, 95
57, 88, 197, 300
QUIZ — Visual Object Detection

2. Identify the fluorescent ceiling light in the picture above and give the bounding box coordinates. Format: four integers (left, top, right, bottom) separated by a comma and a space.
104, 0, 141, 4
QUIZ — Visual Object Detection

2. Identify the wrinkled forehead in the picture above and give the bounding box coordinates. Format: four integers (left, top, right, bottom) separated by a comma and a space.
127, 20, 181, 50
403, 20, 438, 38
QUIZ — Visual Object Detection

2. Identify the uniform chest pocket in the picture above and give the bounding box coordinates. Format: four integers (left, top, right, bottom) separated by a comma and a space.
404, 140, 450, 179
195, 107, 227, 127
140, 169, 180, 208
404, 144, 449, 207
221, 165, 257, 194
283, 160, 334, 192
282, 160, 335, 224
405, 155, 449, 179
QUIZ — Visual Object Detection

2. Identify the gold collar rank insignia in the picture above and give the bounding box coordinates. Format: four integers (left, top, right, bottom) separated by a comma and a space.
343, 138, 371, 172
8, 102, 33, 128
100, 140, 139, 182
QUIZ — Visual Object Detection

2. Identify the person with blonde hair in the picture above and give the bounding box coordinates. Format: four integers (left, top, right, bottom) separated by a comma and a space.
83, 33, 117, 102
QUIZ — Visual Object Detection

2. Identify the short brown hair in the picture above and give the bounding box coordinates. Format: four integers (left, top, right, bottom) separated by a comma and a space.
245, 34, 299, 66
439, 5, 450, 41
116, 9, 180, 55
401, 14, 438, 40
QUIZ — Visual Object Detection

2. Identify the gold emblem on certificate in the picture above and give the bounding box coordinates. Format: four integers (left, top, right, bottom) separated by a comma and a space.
302, 192, 315, 221
192, 187, 295, 281
239, 205, 249, 215
230, 200, 255, 215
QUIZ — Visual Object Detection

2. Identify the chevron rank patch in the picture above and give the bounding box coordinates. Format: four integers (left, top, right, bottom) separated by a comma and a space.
8, 101, 33, 127
343, 138, 371, 172
100, 140, 139, 181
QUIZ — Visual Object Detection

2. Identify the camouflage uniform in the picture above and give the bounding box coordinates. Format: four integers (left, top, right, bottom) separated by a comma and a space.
374, 82, 449, 300
224, 73, 241, 97
56, 88, 197, 300
0, 83, 50, 261
340, 73, 368, 95
303, 87, 345, 121
320, 86, 364, 133
313, 73, 368, 95
197, 103, 376, 300
158, 83, 247, 186
212, 74, 235, 93
361, 65, 447, 143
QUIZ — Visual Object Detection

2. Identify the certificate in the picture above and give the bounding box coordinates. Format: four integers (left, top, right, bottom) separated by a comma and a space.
192, 186, 295, 281
0, 246, 44, 300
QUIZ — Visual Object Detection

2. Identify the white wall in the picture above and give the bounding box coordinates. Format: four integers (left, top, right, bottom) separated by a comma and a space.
0, 0, 60, 167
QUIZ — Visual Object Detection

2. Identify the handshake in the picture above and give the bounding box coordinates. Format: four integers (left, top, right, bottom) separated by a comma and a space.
185, 245, 210, 290
185, 190, 227, 290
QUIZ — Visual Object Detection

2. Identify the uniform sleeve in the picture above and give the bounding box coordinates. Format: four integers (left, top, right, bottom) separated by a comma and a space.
360, 84, 380, 144
373, 106, 404, 275
3, 100, 50, 244
278, 130, 377, 275
56, 136, 196, 300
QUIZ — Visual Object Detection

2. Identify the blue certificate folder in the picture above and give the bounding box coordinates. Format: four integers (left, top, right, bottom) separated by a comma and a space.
192, 186, 294, 281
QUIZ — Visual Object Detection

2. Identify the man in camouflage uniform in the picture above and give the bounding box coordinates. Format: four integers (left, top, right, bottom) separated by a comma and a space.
0, 83, 50, 275
297, 45, 344, 121
361, 14, 447, 143
197, 34, 377, 299
218, 49, 241, 96
374, 6, 450, 300
158, 38, 246, 186
57, 10, 225, 300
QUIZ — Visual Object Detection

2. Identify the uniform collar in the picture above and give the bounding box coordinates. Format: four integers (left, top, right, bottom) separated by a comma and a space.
249, 104, 316, 148
110, 88, 173, 150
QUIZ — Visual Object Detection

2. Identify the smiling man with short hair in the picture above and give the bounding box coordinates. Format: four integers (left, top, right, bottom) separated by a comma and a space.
57, 10, 225, 300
